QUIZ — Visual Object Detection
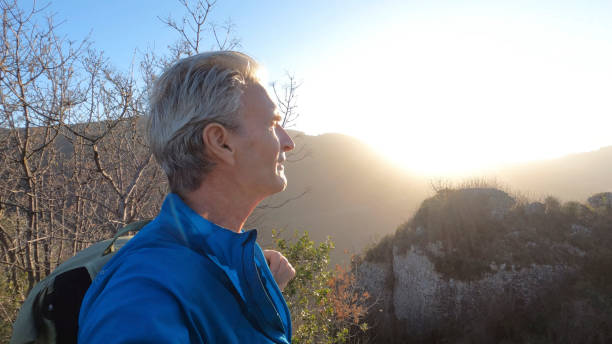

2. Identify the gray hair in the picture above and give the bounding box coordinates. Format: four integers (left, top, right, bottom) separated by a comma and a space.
147, 51, 260, 195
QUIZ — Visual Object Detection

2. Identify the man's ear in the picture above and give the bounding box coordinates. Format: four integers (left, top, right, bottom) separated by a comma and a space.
202, 123, 235, 165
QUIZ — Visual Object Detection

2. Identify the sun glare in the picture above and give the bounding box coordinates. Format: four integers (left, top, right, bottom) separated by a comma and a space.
297, 9, 612, 176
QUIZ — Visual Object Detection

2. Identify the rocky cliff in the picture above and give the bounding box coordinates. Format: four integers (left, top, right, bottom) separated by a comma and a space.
356, 187, 612, 343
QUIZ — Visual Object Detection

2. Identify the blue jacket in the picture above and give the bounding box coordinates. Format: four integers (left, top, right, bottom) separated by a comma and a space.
78, 193, 292, 343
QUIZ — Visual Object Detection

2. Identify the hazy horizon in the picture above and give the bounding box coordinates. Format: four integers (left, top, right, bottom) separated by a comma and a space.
288, 130, 612, 178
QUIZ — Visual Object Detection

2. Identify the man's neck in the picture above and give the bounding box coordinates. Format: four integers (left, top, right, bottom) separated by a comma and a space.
180, 172, 260, 233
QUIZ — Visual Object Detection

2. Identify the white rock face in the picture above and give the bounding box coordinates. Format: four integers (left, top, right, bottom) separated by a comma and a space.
357, 244, 570, 338
354, 260, 397, 335
392, 246, 442, 334
354, 260, 389, 298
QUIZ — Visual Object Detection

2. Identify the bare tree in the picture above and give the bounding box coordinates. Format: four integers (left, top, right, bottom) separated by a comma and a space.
0, 0, 87, 289
273, 72, 302, 129
0, 2, 171, 337
61, 49, 164, 229
159, 0, 240, 57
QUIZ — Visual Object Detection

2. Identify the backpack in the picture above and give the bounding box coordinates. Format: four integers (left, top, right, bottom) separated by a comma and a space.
10, 220, 151, 344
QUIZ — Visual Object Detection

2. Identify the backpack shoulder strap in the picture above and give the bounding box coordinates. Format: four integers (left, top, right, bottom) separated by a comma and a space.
103, 219, 151, 255
10, 219, 152, 344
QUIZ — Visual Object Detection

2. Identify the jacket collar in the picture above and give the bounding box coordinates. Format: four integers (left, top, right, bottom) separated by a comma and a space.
157, 193, 290, 342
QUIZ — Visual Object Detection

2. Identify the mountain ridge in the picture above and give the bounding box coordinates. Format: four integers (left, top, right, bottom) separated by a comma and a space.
257, 131, 611, 263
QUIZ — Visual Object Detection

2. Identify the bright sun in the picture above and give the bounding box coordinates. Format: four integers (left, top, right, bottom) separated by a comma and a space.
296, 12, 612, 176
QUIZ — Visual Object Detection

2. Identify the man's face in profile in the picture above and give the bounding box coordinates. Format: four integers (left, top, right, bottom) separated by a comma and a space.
230, 82, 295, 199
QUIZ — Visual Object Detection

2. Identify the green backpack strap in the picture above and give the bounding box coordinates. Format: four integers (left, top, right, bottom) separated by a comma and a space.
10, 219, 152, 344
103, 219, 151, 255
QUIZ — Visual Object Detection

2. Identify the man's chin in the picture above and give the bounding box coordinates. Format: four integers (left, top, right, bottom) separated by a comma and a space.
261, 174, 287, 197
275, 175, 288, 192
277, 177, 288, 192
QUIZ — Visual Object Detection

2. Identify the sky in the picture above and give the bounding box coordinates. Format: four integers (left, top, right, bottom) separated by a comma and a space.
30, 0, 612, 176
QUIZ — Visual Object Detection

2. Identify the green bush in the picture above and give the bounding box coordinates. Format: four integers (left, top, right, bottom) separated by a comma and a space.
272, 230, 370, 344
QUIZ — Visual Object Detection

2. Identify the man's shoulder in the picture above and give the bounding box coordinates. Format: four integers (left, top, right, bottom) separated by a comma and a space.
77, 234, 209, 344
79, 221, 226, 333
104, 221, 218, 283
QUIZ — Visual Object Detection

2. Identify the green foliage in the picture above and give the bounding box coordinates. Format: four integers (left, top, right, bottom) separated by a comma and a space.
0, 215, 29, 341
272, 230, 369, 344
273, 230, 335, 343
0, 270, 28, 343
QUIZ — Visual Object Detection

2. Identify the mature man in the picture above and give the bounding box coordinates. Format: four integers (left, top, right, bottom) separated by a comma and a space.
78, 52, 296, 343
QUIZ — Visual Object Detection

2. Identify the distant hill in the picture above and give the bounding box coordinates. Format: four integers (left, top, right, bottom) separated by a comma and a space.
256, 131, 612, 264
256, 132, 430, 263
491, 146, 612, 201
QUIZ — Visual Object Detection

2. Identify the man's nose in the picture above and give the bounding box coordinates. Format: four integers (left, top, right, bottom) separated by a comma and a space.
277, 126, 295, 152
